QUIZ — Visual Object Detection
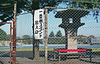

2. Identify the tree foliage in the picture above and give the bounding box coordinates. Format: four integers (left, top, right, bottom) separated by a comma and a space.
0, 0, 31, 24
49, 31, 55, 37
22, 35, 31, 44
0, 0, 100, 24
77, 35, 95, 44
55, 30, 62, 37
0, 28, 9, 41
48, 30, 66, 44
88, 35, 95, 38
0, 0, 99, 45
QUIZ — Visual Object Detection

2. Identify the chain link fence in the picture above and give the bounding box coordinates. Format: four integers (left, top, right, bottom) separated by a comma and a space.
46, 7, 100, 64
14, 13, 45, 64
0, 7, 100, 64
0, 22, 12, 64
14, 7, 100, 64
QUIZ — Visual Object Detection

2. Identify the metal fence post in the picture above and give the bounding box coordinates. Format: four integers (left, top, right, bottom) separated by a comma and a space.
13, 3, 17, 64
0, 22, 12, 64
10, 23, 12, 64
45, 8, 48, 64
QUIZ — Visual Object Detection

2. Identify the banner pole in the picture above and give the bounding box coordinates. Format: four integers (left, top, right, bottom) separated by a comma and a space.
45, 8, 48, 64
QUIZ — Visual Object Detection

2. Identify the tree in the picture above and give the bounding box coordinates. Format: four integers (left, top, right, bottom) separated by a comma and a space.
22, 35, 31, 44
16, 36, 21, 43
77, 35, 91, 44
0, 0, 31, 25
0, 0, 60, 60
31, 0, 61, 60
55, 30, 65, 44
49, 31, 55, 37
48, 31, 55, 44
1, 0, 99, 23
55, 30, 62, 37
0, 28, 9, 41
77, 35, 85, 44
7, 34, 13, 41
88, 35, 95, 44
32, 35, 43, 44
88, 35, 95, 38
67, 0, 100, 22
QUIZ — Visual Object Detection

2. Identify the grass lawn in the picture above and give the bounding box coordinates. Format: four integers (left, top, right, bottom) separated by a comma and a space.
0, 47, 100, 52
0, 48, 54, 51
85, 47, 100, 52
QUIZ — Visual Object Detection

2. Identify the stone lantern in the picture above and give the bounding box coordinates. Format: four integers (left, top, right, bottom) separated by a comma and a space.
55, 10, 89, 50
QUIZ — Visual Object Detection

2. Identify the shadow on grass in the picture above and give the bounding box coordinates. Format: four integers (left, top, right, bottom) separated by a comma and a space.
28, 57, 34, 60
0, 61, 4, 64
80, 59, 100, 64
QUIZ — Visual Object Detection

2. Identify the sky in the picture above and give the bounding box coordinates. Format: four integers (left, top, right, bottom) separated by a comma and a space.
0, 2, 100, 37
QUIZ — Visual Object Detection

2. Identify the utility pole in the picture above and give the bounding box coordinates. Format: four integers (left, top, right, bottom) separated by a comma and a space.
45, 8, 48, 64
13, 3, 17, 64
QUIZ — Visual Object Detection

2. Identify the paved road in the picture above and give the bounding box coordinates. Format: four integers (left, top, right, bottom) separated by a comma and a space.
0, 57, 100, 64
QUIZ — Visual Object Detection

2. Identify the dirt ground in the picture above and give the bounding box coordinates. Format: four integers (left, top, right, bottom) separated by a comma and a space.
0, 51, 100, 64
0, 56, 100, 64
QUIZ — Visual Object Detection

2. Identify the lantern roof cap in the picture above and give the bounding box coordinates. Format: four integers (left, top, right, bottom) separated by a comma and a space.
55, 9, 90, 18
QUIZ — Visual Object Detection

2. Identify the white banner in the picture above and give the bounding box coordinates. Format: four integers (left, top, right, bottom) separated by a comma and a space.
34, 9, 44, 39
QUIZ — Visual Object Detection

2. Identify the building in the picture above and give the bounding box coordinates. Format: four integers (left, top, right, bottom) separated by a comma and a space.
91, 38, 100, 45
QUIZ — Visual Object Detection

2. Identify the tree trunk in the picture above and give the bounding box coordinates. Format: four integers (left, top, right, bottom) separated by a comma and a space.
32, 11, 39, 60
